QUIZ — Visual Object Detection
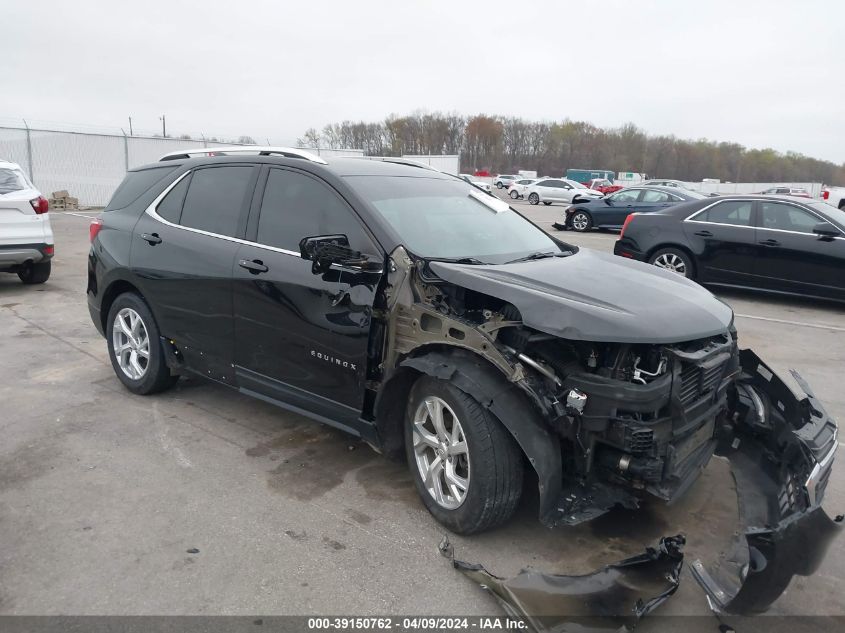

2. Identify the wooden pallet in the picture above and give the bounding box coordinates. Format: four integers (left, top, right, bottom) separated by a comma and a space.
49, 198, 79, 210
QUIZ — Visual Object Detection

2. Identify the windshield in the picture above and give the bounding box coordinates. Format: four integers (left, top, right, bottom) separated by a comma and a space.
0, 167, 30, 195
808, 201, 845, 229
347, 175, 566, 263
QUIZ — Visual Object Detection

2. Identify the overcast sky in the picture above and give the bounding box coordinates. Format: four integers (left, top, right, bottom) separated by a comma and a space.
4, 0, 843, 163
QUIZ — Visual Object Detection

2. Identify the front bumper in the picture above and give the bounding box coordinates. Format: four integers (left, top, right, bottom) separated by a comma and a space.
690, 350, 841, 613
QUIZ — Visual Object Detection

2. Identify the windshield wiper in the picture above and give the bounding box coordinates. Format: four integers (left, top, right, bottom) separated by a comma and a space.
505, 251, 561, 264
428, 256, 487, 265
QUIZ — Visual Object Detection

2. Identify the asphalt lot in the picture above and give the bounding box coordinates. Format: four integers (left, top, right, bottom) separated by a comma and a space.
1, 200, 844, 622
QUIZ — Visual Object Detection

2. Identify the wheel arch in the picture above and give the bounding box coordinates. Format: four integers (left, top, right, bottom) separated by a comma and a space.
99, 278, 146, 334
374, 345, 562, 521
645, 242, 698, 277
570, 207, 592, 219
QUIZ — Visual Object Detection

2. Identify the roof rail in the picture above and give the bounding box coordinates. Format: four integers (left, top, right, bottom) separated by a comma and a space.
351, 156, 438, 171
158, 146, 328, 165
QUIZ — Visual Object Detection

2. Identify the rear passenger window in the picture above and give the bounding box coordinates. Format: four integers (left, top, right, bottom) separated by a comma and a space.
641, 190, 670, 202
257, 169, 375, 253
699, 201, 752, 226
106, 166, 176, 211
156, 175, 191, 223
179, 166, 254, 237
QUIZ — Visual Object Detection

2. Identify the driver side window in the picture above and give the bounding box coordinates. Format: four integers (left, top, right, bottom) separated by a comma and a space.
257, 169, 376, 253
759, 202, 822, 234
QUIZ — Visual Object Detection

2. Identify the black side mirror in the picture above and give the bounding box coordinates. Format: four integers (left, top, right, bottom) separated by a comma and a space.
812, 222, 841, 239
299, 235, 381, 274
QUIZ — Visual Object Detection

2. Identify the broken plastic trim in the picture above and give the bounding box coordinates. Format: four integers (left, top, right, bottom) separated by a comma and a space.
690, 350, 842, 614
441, 535, 685, 632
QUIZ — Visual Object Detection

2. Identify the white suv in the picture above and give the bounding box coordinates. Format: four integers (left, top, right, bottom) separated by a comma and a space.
0, 160, 54, 284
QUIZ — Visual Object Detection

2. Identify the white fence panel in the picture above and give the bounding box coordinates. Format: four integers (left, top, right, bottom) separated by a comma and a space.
401, 154, 460, 175
696, 181, 823, 197
0, 125, 365, 206
0, 127, 30, 171
30, 130, 126, 206
128, 137, 210, 168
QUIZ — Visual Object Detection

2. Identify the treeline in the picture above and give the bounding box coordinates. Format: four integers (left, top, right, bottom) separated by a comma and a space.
298, 113, 845, 185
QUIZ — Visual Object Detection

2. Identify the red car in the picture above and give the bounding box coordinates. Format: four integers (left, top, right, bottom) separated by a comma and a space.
585, 178, 623, 194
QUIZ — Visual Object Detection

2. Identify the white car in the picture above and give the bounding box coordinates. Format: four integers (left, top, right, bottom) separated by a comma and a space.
506, 178, 537, 199
524, 178, 604, 206
458, 173, 493, 194
0, 160, 54, 284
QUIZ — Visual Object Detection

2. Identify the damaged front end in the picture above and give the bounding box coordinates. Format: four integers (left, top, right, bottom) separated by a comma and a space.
441, 535, 685, 632
690, 350, 842, 614
374, 247, 839, 613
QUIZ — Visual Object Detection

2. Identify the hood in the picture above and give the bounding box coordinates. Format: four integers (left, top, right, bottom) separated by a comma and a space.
429, 249, 733, 344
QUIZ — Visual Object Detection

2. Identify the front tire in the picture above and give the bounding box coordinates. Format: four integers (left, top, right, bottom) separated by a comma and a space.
509, 190, 519, 199
570, 211, 593, 232
18, 261, 51, 284
106, 292, 178, 395
528, 193, 539, 205
405, 376, 523, 535
496, 182, 503, 189
649, 247, 695, 279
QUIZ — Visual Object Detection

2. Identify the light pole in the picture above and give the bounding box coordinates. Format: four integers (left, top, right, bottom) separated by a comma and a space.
159, 115, 166, 137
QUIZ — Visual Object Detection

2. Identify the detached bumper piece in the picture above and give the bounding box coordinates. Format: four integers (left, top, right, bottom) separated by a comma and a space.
690, 350, 842, 614
444, 535, 685, 632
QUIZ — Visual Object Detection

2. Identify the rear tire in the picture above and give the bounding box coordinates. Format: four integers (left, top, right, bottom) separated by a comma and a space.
649, 247, 695, 279
528, 193, 539, 205
18, 261, 51, 284
106, 292, 178, 395
405, 376, 524, 535
542, 201, 552, 206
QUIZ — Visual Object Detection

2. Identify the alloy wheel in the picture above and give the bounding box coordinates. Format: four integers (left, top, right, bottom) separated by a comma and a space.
412, 396, 470, 510
510, 190, 519, 199
653, 252, 687, 276
572, 212, 590, 231
112, 307, 150, 380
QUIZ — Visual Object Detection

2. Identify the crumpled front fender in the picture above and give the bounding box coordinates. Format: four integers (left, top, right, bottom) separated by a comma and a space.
690, 349, 842, 614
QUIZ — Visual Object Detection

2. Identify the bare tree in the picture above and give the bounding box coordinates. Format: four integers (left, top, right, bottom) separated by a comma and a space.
297, 128, 322, 148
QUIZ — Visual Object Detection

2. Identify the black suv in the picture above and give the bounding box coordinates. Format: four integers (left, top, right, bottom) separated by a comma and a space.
87, 150, 837, 600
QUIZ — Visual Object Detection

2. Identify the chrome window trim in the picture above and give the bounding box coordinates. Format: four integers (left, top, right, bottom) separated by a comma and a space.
684, 198, 756, 229
143, 169, 385, 271
684, 197, 845, 238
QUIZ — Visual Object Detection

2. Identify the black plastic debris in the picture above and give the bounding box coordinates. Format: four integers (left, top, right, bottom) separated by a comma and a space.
186, 548, 200, 554
443, 535, 685, 632
690, 352, 842, 614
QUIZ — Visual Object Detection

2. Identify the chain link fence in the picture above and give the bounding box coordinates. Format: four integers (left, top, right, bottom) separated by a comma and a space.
0, 124, 363, 206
